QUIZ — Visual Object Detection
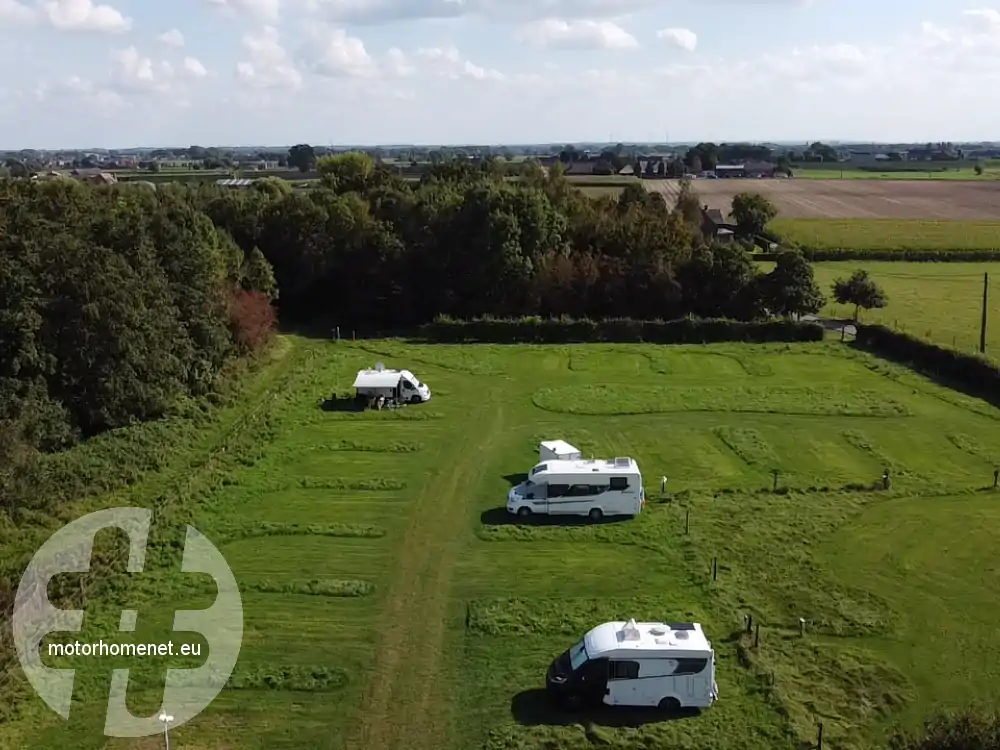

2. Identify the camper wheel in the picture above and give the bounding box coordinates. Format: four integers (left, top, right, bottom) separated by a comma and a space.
658, 697, 681, 713
517, 507, 531, 519
409, 395, 421, 405
588, 508, 603, 522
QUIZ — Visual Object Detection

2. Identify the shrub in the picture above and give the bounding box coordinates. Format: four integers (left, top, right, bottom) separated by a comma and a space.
417, 316, 824, 344
887, 709, 1000, 749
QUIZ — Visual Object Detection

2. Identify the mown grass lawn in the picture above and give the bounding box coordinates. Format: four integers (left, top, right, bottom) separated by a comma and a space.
771, 218, 1000, 251
5, 338, 1000, 750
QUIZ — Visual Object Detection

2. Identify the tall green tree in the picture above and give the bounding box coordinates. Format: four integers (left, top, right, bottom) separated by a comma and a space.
760, 250, 825, 318
731, 192, 778, 237
832, 269, 888, 321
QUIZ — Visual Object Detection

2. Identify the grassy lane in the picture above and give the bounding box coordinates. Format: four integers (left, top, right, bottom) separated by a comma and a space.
351, 379, 506, 750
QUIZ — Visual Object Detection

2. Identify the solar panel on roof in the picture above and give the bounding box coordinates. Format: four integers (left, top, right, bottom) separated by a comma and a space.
666, 622, 695, 630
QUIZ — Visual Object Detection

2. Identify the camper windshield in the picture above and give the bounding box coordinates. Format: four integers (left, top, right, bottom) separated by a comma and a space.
569, 640, 588, 671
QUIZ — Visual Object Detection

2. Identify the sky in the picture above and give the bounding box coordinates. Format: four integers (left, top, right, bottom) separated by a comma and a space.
2, 0, 1000, 148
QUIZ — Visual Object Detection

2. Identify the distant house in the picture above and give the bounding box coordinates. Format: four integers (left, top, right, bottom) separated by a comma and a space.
241, 159, 280, 170
745, 161, 776, 178
562, 161, 596, 176
713, 164, 745, 178
70, 168, 117, 185
701, 206, 737, 241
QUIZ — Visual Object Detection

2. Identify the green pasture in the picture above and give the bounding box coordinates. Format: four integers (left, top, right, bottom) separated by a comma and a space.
809, 261, 1000, 357
4, 337, 1000, 750
772, 219, 1000, 251
564, 175, 633, 198
790, 167, 998, 180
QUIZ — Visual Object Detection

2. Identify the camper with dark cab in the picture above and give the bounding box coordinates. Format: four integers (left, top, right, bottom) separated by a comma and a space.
546, 619, 718, 711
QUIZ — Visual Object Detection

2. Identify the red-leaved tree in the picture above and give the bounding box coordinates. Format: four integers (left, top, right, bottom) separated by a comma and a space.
227, 287, 277, 354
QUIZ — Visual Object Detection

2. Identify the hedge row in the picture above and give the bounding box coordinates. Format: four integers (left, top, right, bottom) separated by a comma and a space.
855, 324, 1000, 400
416, 316, 825, 343
758, 249, 1000, 262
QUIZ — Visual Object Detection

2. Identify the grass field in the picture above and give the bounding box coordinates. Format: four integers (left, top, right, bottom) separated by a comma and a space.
771, 219, 1000, 251
808, 261, 1000, 356
5, 337, 1000, 750
646, 179, 1000, 219
791, 167, 999, 180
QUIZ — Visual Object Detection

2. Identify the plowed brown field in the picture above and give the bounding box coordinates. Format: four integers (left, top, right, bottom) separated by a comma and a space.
645, 178, 1000, 219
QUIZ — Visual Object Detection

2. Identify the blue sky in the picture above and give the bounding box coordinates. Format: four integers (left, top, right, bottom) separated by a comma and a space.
1, 0, 999, 147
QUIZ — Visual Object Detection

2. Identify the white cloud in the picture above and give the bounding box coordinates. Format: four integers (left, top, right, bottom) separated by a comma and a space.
415, 45, 503, 80
385, 47, 415, 77
0, 0, 34, 23
206, 0, 280, 23
963, 8, 1000, 26
517, 18, 638, 50
158, 28, 185, 47
303, 0, 793, 24
35, 76, 127, 109
11, 7, 1000, 146
236, 26, 303, 89
300, 24, 378, 78
656, 27, 697, 51
183, 57, 208, 77
41, 0, 131, 32
111, 46, 174, 93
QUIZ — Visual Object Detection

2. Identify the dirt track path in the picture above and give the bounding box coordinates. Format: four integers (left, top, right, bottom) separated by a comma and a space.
349, 391, 504, 750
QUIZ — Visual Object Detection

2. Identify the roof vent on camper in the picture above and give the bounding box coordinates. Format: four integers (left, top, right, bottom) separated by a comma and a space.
650, 626, 667, 636
614, 457, 630, 467
672, 630, 689, 639
375, 362, 385, 371
622, 619, 641, 641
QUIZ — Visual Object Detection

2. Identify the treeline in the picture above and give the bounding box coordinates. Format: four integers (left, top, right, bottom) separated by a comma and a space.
1, 154, 829, 459
417, 316, 824, 344
0, 178, 278, 464
191, 154, 825, 326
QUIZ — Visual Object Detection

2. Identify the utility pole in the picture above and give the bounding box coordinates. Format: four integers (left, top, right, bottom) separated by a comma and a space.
981, 272, 989, 354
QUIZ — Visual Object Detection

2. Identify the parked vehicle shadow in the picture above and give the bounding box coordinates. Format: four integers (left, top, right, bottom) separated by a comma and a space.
480, 508, 631, 527
319, 396, 364, 412
503, 473, 528, 486
511, 689, 700, 728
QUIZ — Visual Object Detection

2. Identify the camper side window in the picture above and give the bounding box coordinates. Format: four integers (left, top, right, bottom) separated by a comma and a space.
609, 477, 629, 491
402, 380, 413, 389
608, 660, 640, 680
566, 484, 597, 497
547, 484, 569, 498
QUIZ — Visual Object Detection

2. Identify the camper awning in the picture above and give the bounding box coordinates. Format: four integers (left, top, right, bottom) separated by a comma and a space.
352, 371, 401, 388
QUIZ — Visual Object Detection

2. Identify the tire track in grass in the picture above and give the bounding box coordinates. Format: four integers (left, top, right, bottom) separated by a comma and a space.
351, 392, 504, 750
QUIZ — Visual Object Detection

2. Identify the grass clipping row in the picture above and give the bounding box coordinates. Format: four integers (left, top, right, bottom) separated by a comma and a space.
533, 385, 911, 417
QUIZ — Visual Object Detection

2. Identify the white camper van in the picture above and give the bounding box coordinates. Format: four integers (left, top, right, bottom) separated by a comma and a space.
352, 364, 431, 404
507, 457, 645, 521
546, 620, 718, 711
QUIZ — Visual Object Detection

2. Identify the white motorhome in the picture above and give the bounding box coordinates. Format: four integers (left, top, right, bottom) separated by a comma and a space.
352, 364, 431, 404
546, 619, 718, 711
507, 457, 645, 521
